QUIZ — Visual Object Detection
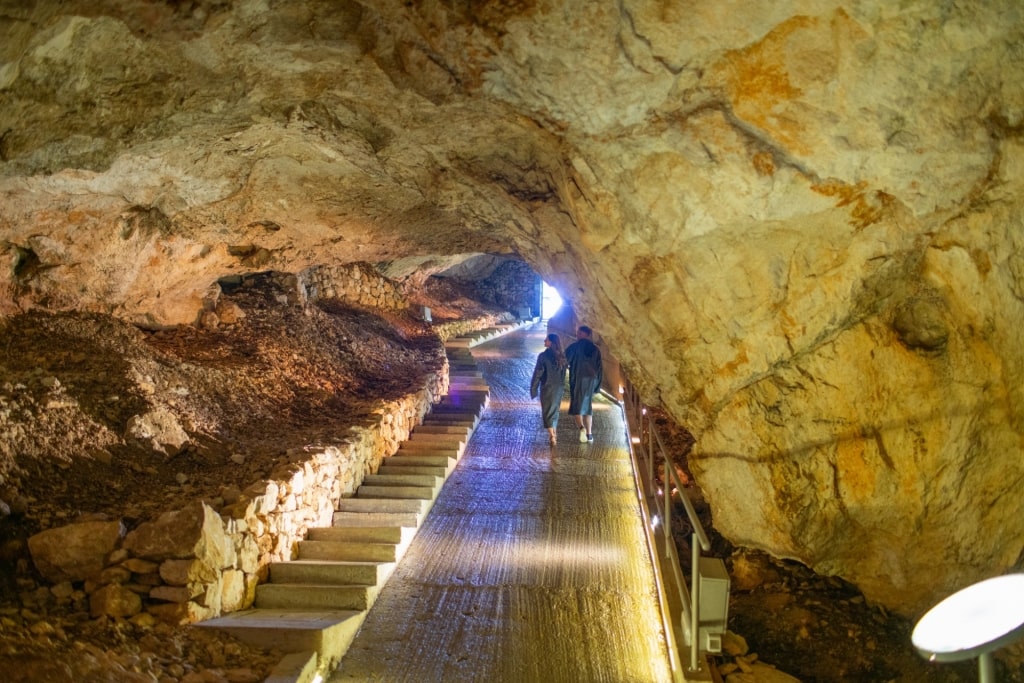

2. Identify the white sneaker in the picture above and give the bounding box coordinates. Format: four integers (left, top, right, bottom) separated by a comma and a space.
578, 427, 587, 443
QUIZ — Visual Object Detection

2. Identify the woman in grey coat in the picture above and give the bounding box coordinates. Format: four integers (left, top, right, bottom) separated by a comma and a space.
530, 333, 567, 446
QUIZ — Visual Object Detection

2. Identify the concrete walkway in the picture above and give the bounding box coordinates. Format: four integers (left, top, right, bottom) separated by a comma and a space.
330, 322, 672, 683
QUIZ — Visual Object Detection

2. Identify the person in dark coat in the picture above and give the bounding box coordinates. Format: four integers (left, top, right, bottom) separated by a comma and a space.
530, 333, 567, 446
565, 325, 602, 443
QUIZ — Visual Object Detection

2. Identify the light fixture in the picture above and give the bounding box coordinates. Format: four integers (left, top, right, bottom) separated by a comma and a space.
651, 514, 660, 529
912, 573, 1024, 683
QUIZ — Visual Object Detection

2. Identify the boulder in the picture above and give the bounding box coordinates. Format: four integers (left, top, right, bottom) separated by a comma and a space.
28, 520, 124, 583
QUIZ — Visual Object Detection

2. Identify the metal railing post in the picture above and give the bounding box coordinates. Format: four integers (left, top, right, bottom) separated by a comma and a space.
690, 532, 700, 672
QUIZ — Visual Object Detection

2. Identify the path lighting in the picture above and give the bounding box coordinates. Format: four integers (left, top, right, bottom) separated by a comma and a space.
651, 514, 660, 530
618, 385, 625, 394
912, 573, 1024, 683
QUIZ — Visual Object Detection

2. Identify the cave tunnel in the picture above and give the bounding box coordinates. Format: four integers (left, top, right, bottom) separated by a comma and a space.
1, 1, 1024, 681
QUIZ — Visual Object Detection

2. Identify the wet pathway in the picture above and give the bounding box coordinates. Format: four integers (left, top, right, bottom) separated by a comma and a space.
330, 322, 672, 682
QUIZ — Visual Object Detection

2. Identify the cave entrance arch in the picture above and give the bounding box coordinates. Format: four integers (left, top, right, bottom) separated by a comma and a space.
541, 281, 562, 320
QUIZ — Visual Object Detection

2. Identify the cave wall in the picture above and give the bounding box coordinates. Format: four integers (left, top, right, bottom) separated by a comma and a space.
435, 256, 541, 318
2, 0, 1023, 615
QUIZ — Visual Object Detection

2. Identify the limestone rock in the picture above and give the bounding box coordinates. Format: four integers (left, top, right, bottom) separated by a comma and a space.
123, 501, 229, 566
89, 583, 142, 618
159, 558, 219, 587
27, 520, 124, 583
125, 407, 190, 456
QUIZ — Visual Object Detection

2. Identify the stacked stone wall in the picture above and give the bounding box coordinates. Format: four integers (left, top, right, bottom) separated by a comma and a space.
301, 263, 407, 310
432, 311, 516, 342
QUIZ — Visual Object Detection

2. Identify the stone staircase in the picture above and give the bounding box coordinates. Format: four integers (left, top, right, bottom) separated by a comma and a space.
197, 321, 532, 683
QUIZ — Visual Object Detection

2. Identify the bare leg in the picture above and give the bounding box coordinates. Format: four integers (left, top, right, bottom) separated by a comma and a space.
584, 415, 593, 437
547, 427, 556, 445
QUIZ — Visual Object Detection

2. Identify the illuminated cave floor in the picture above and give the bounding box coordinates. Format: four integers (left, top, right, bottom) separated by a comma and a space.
331, 322, 673, 683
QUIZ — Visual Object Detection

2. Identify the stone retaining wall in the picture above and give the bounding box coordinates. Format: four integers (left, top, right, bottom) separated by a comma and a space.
301, 263, 407, 310
431, 312, 516, 342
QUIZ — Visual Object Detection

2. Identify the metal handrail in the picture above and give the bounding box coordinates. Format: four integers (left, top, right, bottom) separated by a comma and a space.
620, 381, 714, 677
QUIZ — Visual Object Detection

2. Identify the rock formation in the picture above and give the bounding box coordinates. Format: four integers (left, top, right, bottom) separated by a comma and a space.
2, 0, 1023, 616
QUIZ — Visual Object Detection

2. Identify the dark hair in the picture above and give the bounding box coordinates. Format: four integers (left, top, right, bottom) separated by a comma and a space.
547, 333, 568, 370
577, 325, 592, 338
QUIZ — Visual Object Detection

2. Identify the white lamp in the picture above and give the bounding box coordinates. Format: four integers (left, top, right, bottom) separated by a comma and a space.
912, 573, 1024, 683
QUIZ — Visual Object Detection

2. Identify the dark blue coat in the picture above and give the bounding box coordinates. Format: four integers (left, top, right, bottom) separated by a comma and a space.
565, 338, 602, 416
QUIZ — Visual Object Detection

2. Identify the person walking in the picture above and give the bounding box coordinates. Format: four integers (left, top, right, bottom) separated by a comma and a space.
530, 333, 568, 446
565, 325, 602, 443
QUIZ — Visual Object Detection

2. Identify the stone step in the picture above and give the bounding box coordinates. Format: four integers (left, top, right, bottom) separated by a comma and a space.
299, 539, 400, 563
335, 497, 430, 514
265, 651, 318, 683
421, 415, 477, 428
256, 583, 378, 611
384, 453, 457, 470
450, 378, 489, 388
447, 364, 479, 372
398, 440, 463, 454
435, 394, 488, 406
450, 372, 487, 380
413, 424, 473, 436
376, 464, 448, 478
450, 385, 489, 394
331, 511, 422, 528
269, 559, 391, 586
407, 435, 466, 450
443, 388, 489, 398
309, 525, 417, 545
395, 447, 461, 463
356, 484, 437, 501
196, 609, 364, 671
408, 431, 466, 443
363, 473, 443, 489
429, 404, 485, 417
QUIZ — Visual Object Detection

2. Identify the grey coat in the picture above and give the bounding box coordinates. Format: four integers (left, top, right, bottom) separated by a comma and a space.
530, 348, 566, 429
